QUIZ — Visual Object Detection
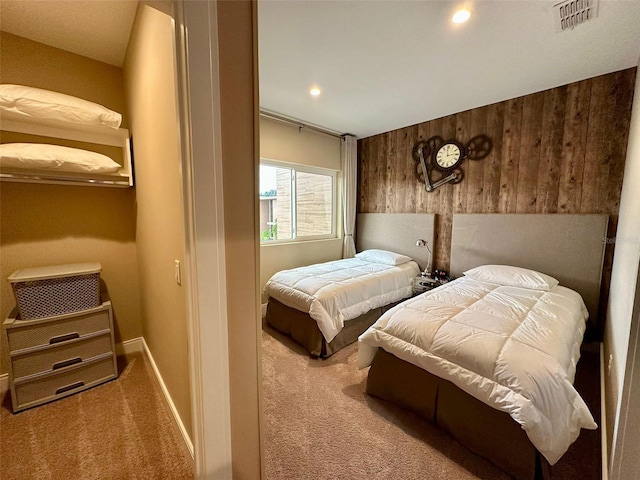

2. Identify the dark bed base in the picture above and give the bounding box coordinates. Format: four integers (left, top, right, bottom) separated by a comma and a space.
366, 348, 551, 480
265, 298, 394, 357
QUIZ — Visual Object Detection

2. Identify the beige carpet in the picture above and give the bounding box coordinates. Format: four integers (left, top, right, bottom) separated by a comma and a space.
262, 327, 601, 480
1, 352, 194, 480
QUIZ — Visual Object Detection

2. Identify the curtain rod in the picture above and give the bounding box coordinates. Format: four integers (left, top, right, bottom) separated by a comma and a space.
259, 110, 346, 139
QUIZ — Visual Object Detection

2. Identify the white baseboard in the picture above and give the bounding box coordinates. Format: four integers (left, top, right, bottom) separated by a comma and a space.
140, 337, 194, 459
0, 373, 8, 400
116, 337, 144, 356
117, 337, 194, 460
600, 342, 609, 480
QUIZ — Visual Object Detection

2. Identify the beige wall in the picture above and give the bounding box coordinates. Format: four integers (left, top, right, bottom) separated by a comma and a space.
0, 33, 141, 375
259, 117, 343, 303
605, 56, 640, 471
218, 1, 262, 477
123, 4, 191, 438
0, 32, 129, 128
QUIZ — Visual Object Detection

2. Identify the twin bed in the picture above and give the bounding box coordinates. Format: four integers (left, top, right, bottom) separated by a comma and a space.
264, 213, 435, 357
264, 212, 608, 480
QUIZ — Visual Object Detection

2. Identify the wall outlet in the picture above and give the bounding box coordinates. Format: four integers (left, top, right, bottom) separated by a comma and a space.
175, 260, 181, 286
607, 354, 613, 376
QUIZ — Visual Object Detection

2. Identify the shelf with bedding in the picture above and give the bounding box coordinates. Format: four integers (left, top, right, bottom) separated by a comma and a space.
0, 110, 133, 187
0, 85, 133, 188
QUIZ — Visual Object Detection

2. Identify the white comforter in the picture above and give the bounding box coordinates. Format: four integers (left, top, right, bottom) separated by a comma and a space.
358, 276, 597, 465
265, 258, 419, 343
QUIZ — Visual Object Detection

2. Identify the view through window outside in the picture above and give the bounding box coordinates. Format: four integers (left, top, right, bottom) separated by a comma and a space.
259, 164, 334, 241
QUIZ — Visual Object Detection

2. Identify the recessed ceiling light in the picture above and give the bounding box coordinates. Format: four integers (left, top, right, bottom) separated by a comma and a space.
452, 8, 471, 24
310, 87, 321, 97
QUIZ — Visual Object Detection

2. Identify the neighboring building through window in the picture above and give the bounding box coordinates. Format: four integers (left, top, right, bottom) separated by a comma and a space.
259, 161, 336, 242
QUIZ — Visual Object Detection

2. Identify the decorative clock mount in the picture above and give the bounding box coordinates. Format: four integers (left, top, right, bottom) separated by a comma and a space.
412, 135, 493, 192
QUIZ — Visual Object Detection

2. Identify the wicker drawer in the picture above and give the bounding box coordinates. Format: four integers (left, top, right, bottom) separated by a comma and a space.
13, 355, 116, 412
12, 333, 114, 379
6, 306, 110, 353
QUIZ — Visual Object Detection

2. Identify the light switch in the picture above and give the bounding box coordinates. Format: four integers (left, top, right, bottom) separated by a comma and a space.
175, 260, 181, 286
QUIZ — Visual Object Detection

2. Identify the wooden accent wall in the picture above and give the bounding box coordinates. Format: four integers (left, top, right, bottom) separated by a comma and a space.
358, 68, 636, 331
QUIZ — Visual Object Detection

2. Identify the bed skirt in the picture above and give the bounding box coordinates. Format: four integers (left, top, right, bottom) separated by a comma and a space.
265, 298, 391, 357
366, 348, 551, 480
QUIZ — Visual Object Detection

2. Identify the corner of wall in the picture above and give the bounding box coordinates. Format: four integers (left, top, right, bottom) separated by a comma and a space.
603, 61, 640, 474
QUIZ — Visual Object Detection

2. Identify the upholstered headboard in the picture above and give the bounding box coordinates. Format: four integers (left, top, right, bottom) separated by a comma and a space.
450, 213, 608, 323
356, 213, 436, 271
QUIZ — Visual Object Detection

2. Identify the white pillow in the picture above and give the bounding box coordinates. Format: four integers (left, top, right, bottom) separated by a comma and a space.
0, 143, 121, 174
0, 84, 122, 129
463, 265, 559, 291
355, 249, 413, 266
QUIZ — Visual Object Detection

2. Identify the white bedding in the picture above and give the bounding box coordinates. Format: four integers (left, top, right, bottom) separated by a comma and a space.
0, 84, 122, 129
265, 258, 419, 343
0, 143, 121, 174
358, 276, 597, 465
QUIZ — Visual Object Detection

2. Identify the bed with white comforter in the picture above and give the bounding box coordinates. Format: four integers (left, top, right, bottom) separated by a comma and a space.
359, 270, 597, 466
265, 250, 419, 344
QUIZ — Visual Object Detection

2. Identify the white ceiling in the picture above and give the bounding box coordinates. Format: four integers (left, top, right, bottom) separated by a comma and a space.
258, 0, 640, 138
0, 0, 138, 67
1, 1, 638, 139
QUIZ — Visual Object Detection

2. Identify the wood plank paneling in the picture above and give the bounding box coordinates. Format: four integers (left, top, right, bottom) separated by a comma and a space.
483, 102, 505, 213
357, 67, 636, 334
466, 106, 488, 213
385, 127, 397, 213
453, 110, 471, 213
582, 79, 608, 214
357, 137, 368, 212
405, 125, 418, 213
558, 80, 591, 213
609, 70, 636, 214
374, 135, 387, 212
421, 119, 436, 214
517, 92, 544, 212
498, 97, 524, 213
537, 86, 567, 213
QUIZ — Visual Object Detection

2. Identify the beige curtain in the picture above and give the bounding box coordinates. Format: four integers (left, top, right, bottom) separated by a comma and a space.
342, 135, 357, 258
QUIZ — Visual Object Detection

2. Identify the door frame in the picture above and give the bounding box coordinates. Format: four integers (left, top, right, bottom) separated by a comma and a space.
173, 1, 233, 477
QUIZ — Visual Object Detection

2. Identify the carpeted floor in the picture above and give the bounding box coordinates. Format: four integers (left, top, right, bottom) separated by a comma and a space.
1, 352, 194, 480
262, 327, 601, 480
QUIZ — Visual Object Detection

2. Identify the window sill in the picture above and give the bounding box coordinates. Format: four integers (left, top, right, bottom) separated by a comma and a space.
260, 237, 341, 248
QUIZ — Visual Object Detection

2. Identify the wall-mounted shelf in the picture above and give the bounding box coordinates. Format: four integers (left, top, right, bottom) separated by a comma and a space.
0, 110, 133, 188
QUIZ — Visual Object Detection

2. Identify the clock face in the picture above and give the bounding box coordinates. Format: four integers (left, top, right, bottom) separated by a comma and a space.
434, 141, 464, 171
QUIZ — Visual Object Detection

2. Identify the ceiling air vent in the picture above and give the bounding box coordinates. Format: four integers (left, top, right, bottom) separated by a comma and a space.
555, 0, 598, 31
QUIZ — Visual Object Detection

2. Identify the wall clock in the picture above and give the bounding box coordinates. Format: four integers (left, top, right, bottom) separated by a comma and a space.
412, 134, 492, 192
433, 140, 465, 171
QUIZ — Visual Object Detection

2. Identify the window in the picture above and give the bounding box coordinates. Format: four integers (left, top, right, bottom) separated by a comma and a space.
259, 161, 336, 242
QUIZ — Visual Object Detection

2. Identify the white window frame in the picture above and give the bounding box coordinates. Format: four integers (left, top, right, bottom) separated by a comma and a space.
259, 158, 338, 244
